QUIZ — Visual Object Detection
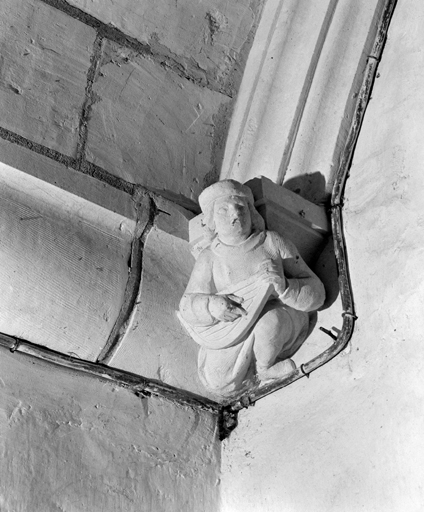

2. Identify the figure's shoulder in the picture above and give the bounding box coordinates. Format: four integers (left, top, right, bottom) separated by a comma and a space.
264, 230, 299, 256
264, 229, 286, 246
195, 246, 214, 265
188, 247, 214, 281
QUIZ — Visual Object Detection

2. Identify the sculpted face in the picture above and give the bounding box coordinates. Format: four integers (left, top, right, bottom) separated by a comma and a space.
213, 195, 252, 243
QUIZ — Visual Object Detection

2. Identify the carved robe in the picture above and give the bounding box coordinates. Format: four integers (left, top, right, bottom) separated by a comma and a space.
180, 230, 325, 396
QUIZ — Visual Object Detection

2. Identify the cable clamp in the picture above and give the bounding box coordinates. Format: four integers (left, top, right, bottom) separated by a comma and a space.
300, 364, 310, 379
342, 311, 358, 320
10, 339, 20, 352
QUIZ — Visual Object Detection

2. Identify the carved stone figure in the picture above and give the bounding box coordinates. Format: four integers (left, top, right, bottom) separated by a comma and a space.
179, 180, 325, 397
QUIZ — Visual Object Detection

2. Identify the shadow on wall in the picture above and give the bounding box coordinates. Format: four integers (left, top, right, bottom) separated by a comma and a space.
313, 235, 340, 311
282, 170, 341, 312
284, 171, 328, 206
282, 171, 340, 313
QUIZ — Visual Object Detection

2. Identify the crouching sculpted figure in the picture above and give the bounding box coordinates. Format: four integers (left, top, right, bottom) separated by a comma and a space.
179, 180, 325, 398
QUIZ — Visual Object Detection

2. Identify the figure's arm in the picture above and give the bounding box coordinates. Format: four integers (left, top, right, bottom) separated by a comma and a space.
179, 251, 247, 326
272, 232, 325, 312
179, 251, 217, 326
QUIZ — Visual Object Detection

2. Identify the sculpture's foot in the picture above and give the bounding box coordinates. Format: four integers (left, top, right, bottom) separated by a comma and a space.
257, 358, 296, 383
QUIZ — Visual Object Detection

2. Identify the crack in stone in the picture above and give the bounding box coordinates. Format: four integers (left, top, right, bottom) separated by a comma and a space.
76, 33, 105, 168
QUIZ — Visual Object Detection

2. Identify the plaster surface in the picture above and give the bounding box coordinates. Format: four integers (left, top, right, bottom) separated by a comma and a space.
220, 1, 424, 509
0, 349, 220, 512
0, 163, 133, 360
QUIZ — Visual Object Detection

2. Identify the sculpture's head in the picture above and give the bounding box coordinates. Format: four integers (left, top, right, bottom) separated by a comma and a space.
199, 180, 265, 243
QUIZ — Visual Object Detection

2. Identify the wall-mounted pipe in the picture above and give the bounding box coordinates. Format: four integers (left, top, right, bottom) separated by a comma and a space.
0, 331, 220, 415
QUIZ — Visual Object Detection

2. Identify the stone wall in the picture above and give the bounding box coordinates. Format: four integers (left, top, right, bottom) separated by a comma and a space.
0, 0, 263, 202
0, 0, 266, 508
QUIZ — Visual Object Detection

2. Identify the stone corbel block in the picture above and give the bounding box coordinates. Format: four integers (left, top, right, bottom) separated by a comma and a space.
189, 177, 330, 266
246, 177, 330, 265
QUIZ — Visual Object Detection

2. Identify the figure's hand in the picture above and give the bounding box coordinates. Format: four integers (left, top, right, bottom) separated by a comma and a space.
255, 260, 287, 296
208, 294, 247, 322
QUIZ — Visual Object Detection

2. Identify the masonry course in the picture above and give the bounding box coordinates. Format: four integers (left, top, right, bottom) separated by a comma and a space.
0, 0, 262, 206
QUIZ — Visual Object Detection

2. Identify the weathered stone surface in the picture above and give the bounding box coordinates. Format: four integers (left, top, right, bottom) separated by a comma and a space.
221, 0, 333, 183
0, 0, 95, 155
0, 162, 133, 361
67, 0, 259, 93
0, 138, 136, 220
109, 202, 210, 397
0, 349, 220, 512
86, 41, 231, 200
220, 1, 424, 510
221, 0, 387, 204
283, 0, 386, 204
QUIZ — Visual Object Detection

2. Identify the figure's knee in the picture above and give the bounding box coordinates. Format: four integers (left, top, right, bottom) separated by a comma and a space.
253, 306, 294, 368
254, 306, 292, 342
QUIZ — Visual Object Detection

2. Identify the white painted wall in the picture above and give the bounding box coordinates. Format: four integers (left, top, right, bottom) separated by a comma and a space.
220, 1, 424, 510
0, 349, 220, 512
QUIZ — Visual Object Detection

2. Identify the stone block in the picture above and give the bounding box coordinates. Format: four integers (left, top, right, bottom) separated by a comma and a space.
86, 41, 230, 200
0, 138, 136, 221
67, 0, 257, 92
247, 177, 330, 264
0, 162, 133, 361
0, 0, 96, 155
109, 202, 211, 398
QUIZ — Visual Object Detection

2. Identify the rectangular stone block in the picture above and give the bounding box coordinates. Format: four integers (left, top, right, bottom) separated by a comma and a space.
248, 177, 330, 265
86, 41, 231, 200
0, 0, 96, 156
67, 0, 257, 92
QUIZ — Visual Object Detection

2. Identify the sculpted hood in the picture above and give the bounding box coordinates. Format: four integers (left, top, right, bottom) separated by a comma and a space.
198, 180, 255, 215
